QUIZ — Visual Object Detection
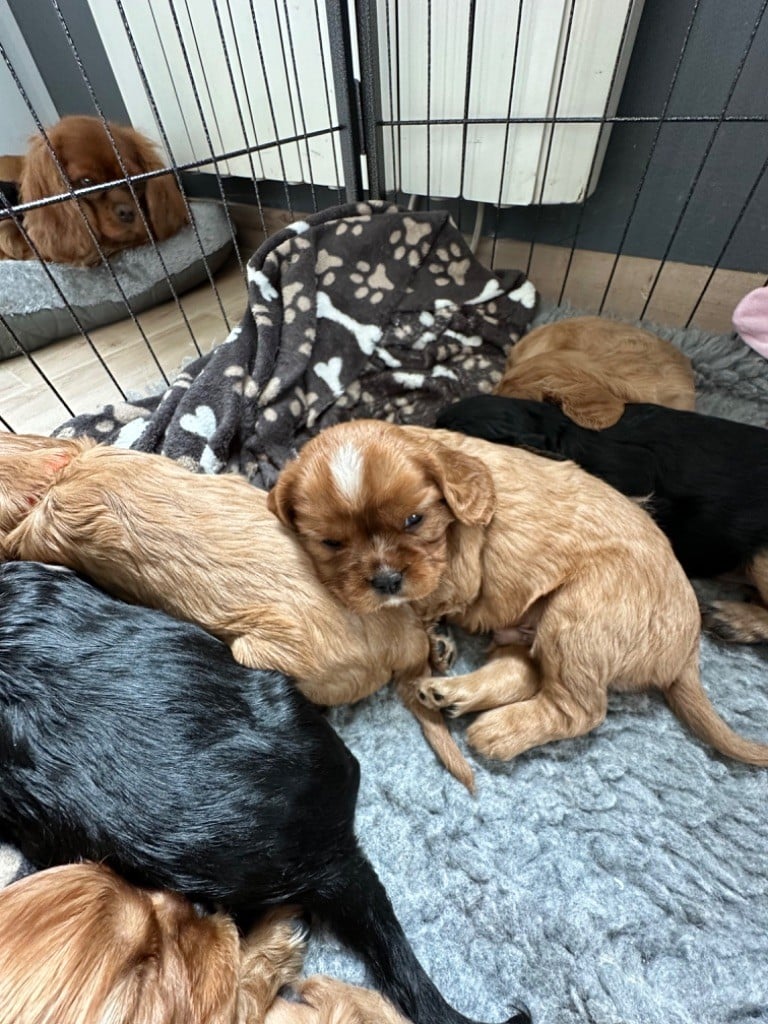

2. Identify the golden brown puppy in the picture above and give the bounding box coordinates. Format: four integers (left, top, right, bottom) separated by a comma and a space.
0, 861, 306, 1024
0, 434, 471, 788
0, 862, 408, 1024
268, 419, 768, 768
495, 316, 696, 428
0, 115, 188, 265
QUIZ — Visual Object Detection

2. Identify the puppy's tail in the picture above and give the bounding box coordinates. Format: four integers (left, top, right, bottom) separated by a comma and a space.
308, 844, 531, 1024
396, 681, 476, 793
665, 654, 768, 766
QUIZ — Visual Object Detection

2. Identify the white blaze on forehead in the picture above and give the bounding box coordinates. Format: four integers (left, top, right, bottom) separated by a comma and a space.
330, 441, 364, 501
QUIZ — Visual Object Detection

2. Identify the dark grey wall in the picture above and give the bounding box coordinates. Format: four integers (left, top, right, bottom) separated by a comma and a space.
490, 0, 768, 273
8, 0, 128, 124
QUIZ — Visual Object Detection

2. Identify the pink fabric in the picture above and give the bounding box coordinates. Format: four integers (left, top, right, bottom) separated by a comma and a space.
732, 285, 768, 359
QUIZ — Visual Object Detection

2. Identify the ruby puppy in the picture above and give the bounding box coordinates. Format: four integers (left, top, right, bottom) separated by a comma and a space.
0, 433, 469, 788
268, 419, 768, 767
496, 316, 695, 429
0, 861, 410, 1024
0, 862, 306, 1024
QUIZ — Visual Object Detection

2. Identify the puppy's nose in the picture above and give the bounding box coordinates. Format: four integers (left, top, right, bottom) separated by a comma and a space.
371, 568, 403, 595
115, 203, 136, 224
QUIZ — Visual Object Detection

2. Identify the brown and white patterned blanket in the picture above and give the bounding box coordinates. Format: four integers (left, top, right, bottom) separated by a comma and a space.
55, 200, 537, 478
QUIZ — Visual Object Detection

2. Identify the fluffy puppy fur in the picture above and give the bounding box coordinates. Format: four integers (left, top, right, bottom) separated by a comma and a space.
494, 316, 696, 429
0, 562, 528, 1024
435, 395, 768, 644
0, 861, 309, 1024
0, 433, 470, 789
0, 115, 188, 265
269, 419, 768, 767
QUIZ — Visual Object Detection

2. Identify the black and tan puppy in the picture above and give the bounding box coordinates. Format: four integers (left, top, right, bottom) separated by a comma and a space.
436, 395, 768, 644
0, 562, 529, 1024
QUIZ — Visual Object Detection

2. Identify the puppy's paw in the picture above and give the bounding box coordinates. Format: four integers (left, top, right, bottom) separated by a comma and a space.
246, 905, 309, 987
417, 677, 468, 717
701, 600, 768, 644
492, 625, 535, 648
427, 620, 457, 673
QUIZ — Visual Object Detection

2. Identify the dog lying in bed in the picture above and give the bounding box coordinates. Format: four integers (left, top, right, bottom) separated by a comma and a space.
436, 395, 768, 645
0, 432, 471, 789
0, 562, 528, 1024
495, 316, 696, 429
268, 419, 768, 767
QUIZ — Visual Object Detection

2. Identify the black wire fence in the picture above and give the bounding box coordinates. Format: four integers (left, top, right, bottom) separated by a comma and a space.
0, 0, 766, 432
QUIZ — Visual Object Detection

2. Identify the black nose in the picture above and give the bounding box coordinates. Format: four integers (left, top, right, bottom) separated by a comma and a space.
371, 569, 403, 595
115, 203, 136, 223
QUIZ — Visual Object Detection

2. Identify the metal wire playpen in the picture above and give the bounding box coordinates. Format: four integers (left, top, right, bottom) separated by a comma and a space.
1, 0, 766, 435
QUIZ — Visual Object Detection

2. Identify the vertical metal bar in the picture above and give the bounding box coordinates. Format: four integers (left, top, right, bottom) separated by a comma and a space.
638, 0, 768, 320
524, 0, 578, 278
557, 0, 636, 304
491, 0, 525, 270
281, 0, 320, 212
393, 0, 404, 196
271, 0, 310, 203
457, 0, 478, 235
115, 0, 232, 328
356, 0, 386, 199
248, 0, 295, 214
325, 0, 365, 202
686, 152, 768, 327
0, 309, 75, 417
313, 0, 344, 203
597, 0, 703, 313
0, 413, 14, 433
425, 0, 432, 208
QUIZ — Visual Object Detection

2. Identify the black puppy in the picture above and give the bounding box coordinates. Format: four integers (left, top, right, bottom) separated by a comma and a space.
436, 395, 768, 644
0, 562, 529, 1024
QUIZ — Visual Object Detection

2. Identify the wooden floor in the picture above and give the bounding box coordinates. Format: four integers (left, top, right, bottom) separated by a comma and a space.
1, 203, 760, 436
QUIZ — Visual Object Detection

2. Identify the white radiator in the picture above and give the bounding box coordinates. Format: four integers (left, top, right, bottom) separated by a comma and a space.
376, 0, 646, 204
86, 0, 644, 204
85, 0, 345, 189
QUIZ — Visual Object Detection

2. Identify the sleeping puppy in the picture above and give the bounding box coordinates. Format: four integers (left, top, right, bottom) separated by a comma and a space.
0, 562, 528, 1024
268, 419, 768, 767
435, 395, 768, 644
495, 316, 695, 429
0, 433, 471, 790
0, 861, 308, 1024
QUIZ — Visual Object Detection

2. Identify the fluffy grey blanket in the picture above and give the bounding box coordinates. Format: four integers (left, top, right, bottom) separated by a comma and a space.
2, 217, 767, 1024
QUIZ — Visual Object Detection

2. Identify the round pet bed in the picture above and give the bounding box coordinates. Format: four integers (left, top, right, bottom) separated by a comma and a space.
0, 200, 234, 361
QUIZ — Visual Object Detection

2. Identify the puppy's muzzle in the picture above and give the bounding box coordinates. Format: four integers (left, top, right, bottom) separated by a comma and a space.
370, 568, 403, 596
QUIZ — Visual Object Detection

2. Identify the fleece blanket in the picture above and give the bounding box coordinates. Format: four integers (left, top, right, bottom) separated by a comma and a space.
53, 199, 536, 482
2, 203, 768, 1024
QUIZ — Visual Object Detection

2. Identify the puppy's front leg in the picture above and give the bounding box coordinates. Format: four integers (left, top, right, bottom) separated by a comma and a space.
417, 647, 540, 717
240, 906, 309, 1018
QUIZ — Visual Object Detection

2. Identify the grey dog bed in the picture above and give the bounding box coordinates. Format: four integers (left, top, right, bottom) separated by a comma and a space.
0, 199, 234, 360
1, 202, 767, 1024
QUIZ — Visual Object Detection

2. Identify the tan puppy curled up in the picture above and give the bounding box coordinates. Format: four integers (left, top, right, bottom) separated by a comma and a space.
495, 316, 696, 428
268, 419, 768, 767
0, 434, 472, 789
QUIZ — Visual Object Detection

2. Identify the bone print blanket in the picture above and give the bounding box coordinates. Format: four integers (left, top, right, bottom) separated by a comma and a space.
55, 200, 536, 480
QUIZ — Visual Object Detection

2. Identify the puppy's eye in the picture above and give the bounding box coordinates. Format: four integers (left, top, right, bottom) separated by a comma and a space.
404, 513, 423, 529
77, 177, 95, 189
322, 539, 343, 549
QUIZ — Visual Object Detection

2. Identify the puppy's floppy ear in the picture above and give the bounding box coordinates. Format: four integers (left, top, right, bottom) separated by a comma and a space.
20, 133, 95, 264
423, 441, 495, 526
267, 461, 299, 527
556, 382, 625, 429
127, 128, 188, 241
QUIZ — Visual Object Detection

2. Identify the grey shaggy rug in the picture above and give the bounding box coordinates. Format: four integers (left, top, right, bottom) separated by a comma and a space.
2, 301, 767, 1024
